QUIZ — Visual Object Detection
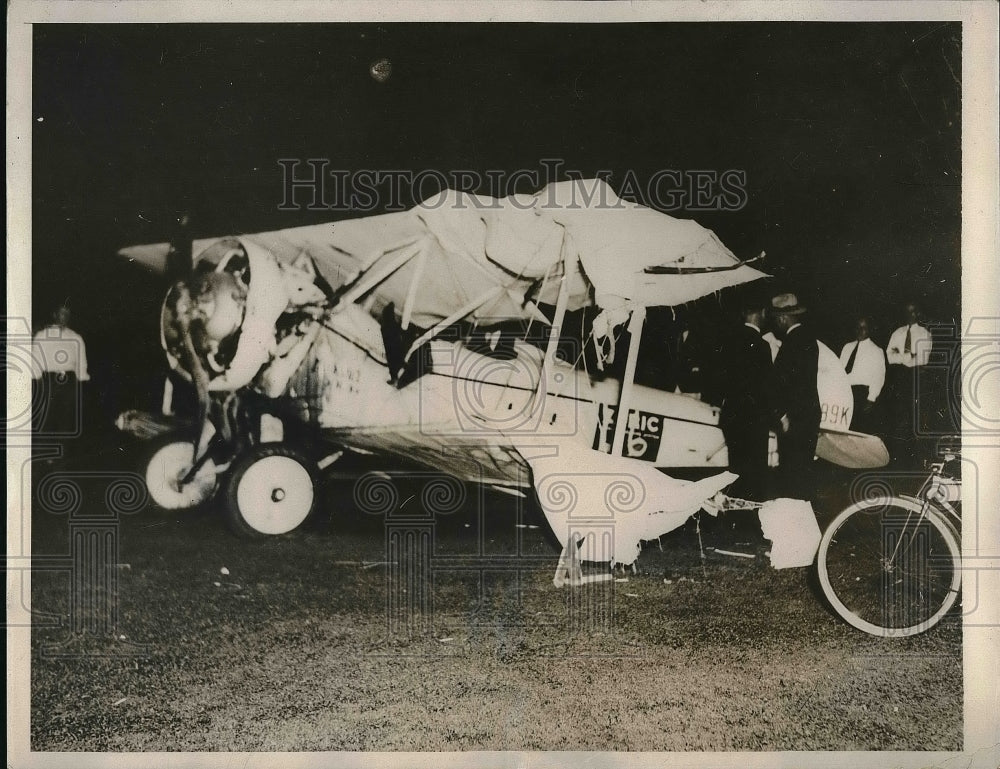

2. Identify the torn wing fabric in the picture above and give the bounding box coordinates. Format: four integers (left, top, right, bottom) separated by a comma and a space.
415, 180, 768, 312
518, 438, 738, 567
758, 499, 822, 569
120, 178, 767, 335
533, 179, 769, 307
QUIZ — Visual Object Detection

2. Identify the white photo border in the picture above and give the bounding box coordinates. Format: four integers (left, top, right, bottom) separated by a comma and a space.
7, 2, 998, 768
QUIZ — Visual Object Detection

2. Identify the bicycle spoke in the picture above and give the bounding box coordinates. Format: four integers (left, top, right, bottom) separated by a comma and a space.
818, 501, 960, 637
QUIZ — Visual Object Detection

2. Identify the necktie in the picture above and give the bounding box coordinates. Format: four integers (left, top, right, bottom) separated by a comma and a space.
904, 325, 912, 355
846, 342, 859, 374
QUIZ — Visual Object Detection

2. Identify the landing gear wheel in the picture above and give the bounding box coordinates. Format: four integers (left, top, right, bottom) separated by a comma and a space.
224, 443, 317, 537
145, 438, 219, 510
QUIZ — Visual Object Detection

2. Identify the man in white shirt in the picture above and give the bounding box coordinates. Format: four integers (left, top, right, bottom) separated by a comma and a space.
761, 330, 781, 362
839, 316, 886, 433
885, 300, 931, 466
31, 304, 89, 442
886, 302, 932, 367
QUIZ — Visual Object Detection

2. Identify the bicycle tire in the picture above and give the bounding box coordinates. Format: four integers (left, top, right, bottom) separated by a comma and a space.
817, 496, 961, 637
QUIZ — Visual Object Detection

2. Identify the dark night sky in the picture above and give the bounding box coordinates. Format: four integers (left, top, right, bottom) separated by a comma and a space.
29, 22, 962, 413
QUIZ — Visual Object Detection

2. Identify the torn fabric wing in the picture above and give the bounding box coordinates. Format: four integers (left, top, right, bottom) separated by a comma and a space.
120, 178, 767, 331
517, 438, 738, 566
534, 179, 768, 307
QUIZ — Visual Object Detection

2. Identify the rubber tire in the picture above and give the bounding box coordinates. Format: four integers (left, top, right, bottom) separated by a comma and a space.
144, 437, 219, 511
816, 496, 961, 637
223, 443, 317, 538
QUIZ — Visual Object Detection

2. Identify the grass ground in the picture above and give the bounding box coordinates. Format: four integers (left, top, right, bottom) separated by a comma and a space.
27, 443, 963, 752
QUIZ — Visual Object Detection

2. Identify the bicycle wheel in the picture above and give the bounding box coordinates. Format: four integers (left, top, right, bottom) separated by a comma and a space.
817, 497, 961, 637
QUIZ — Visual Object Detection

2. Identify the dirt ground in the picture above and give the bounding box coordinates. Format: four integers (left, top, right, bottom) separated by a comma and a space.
27, 440, 963, 752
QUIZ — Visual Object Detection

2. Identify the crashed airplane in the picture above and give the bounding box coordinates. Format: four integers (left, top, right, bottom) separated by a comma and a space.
117, 179, 889, 581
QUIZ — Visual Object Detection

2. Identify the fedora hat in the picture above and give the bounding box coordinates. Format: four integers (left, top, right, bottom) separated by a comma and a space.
770, 293, 806, 315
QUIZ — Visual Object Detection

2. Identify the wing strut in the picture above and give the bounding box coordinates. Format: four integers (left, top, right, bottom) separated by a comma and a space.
400, 249, 428, 330
540, 231, 576, 398
402, 285, 505, 363
333, 238, 423, 309
610, 306, 646, 459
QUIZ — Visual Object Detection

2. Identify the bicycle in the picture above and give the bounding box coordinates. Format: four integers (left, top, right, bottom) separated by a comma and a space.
816, 447, 962, 637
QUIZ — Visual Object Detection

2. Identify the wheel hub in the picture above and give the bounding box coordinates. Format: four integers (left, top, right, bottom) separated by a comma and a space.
146, 441, 218, 510
234, 453, 314, 535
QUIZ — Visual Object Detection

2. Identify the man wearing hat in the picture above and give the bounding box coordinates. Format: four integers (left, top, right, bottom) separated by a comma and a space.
768, 293, 821, 502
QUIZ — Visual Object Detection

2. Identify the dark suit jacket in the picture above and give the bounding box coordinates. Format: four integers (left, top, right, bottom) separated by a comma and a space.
719, 323, 772, 429
771, 323, 821, 434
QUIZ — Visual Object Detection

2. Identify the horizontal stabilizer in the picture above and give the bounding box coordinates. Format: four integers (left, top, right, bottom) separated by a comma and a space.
816, 430, 890, 469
